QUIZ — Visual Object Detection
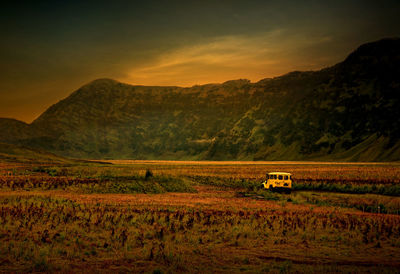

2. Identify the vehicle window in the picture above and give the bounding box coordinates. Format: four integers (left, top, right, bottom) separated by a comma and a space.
278, 175, 283, 180
284, 176, 288, 180
274, 175, 277, 179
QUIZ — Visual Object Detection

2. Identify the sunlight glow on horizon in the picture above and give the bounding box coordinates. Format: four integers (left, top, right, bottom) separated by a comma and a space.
122, 32, 341, 87
1, 1, 399, 122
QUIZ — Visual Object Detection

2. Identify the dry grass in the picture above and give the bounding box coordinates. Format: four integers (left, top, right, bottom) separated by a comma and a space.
94, 160, 400, 181
0, 160, 400, 272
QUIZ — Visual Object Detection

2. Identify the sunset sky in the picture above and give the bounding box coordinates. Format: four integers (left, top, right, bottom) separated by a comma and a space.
1, 0, 399, 122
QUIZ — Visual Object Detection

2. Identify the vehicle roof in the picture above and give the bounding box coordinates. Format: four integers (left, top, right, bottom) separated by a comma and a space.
267, 172, 292, 175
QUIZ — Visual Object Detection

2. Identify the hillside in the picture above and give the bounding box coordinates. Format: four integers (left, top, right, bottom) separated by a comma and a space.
0, 38, 399, 161
0, 142, 77, 164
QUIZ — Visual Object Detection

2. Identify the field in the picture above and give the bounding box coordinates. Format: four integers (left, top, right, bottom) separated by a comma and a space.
1, 160, 400, 273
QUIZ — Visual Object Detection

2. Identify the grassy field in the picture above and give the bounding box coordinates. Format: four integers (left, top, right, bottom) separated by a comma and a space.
0, 160, 400, 273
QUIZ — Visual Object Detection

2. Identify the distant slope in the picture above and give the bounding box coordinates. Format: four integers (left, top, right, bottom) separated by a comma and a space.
0, 143, 77, 164
0, 118, 31, 142
0, 38, 399, 161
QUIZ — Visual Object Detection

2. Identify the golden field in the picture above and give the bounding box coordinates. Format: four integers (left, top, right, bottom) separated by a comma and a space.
0, 160, 400, 273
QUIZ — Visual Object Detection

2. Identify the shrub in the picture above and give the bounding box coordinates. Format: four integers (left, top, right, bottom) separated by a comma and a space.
145, 169, 154, 180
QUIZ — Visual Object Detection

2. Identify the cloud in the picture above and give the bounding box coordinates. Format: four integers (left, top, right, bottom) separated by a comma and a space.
124, 30, 339, 86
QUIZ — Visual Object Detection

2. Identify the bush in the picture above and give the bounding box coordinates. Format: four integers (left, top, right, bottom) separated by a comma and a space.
145, 169, 154, 180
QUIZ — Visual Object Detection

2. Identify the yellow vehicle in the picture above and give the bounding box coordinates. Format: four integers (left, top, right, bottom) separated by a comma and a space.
262, 172, 292, 193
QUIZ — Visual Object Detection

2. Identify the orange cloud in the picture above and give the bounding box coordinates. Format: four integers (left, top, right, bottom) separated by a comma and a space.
123, 31, 338, 86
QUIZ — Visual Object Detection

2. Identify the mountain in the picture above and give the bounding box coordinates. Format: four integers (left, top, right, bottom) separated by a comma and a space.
0, 142, 78, 164
0, 38, 399, 161
0, 118, 32, 142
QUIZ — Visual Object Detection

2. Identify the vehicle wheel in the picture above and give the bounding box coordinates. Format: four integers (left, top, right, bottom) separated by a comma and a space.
268, 185, 274, 191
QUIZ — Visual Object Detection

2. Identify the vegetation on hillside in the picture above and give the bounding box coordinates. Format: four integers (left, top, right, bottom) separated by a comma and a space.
0, 143, 76, 164
0, 38, 399, 161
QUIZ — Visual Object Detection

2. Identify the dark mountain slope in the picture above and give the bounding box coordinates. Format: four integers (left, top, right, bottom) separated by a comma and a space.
0, 142, 79, 164
0, 38, 399, 161
0, 118, 31, 142
30, 78, 255, 158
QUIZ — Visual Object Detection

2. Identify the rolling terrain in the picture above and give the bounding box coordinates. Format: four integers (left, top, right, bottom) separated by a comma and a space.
0, 142, 77, 164
0, 38, 399, 161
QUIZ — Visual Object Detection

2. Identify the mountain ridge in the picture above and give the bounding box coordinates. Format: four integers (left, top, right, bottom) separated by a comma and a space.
1, 38, 399, 161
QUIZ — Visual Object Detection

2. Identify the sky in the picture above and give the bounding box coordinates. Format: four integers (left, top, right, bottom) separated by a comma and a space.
1, 0, 399, 123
